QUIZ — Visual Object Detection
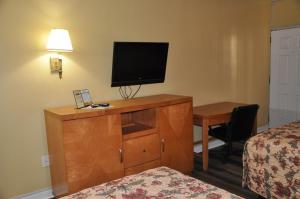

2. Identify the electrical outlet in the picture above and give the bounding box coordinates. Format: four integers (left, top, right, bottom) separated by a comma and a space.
41, 154, 49, 167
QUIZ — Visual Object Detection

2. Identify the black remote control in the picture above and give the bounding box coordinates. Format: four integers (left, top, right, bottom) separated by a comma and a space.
99, 103, 110, 107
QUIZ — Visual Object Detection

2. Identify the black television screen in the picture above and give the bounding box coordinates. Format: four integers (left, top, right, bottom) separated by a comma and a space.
111, 42, 169, 87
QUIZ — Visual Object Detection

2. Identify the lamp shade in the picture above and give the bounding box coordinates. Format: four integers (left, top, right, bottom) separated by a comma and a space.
47, 29, 73, 52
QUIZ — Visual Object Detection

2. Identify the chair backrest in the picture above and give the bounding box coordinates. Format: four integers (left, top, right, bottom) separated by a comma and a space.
227, 104, 259, 141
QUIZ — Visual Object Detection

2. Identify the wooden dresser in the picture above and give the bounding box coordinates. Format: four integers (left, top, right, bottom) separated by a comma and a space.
44, 94, 193, 197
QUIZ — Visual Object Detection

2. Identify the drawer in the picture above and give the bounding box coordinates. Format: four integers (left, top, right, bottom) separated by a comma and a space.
124, 133, 161, 168
125, 159, 161, 176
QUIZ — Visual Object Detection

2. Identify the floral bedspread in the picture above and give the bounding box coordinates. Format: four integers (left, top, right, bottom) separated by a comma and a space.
62, 167, 242, 199
243, 121, 300, 199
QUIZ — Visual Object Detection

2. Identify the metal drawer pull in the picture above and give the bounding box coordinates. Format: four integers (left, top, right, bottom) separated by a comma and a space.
119, 148, 123, 163
161, 138, 165, 152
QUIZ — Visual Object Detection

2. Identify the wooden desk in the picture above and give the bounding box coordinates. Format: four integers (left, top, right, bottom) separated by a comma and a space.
193, 102, 257, 171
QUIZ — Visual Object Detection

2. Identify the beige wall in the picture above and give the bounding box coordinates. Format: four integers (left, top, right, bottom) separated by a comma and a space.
0, 0, 271, 198
272, 0, 300, 29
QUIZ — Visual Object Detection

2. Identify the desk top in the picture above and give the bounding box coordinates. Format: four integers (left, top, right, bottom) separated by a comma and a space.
193, 102, 245, 119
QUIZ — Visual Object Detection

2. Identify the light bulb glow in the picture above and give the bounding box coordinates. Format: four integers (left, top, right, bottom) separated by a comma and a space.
46, 29, 73, 52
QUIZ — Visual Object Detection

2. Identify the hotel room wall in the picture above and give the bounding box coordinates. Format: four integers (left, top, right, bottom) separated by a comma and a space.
272, 0, 300, 29
0, 0, 270, 198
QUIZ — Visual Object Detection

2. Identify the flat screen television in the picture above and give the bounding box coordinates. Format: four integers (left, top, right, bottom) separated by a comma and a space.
111, 42, 169, 87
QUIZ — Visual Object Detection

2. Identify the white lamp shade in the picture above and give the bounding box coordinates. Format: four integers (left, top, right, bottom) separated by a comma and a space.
47, 29, 73, 52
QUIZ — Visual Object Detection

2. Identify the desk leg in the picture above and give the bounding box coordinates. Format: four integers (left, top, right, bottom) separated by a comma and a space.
252, 117, 257, 136
202, 119, 209, 171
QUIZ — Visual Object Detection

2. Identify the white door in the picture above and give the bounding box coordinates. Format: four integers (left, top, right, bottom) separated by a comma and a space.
270, 27, 300, 128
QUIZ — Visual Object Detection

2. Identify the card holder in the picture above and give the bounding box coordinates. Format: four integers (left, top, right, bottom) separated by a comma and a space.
73, 89, 93, 109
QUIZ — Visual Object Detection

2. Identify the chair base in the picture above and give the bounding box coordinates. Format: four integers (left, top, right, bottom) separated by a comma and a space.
209, 141, 245, 163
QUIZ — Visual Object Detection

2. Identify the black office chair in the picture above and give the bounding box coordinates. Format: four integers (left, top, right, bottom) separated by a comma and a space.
209, 104, 259, 158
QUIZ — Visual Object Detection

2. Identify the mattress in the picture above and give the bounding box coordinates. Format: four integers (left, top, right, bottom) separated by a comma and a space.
62, 166, 243, 199
243, 121, 300, 199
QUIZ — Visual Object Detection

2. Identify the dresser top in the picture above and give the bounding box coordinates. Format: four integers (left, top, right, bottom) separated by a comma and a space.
44, 94, 192, 120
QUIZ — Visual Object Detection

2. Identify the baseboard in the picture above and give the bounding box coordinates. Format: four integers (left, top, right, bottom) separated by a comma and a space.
257, 124, 269, 133
11, 187, 53, 199
194, 138, 225, 153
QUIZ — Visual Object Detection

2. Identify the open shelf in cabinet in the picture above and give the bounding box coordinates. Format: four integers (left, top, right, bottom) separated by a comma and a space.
121, 108, 157, 139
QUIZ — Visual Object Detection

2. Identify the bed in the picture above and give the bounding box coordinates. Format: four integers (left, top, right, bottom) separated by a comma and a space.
62, 166, 243, 199
243, 121, 300, 199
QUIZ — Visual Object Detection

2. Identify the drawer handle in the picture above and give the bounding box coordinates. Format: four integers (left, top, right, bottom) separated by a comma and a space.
161, 138, 165, 152
119, 148, 123, 163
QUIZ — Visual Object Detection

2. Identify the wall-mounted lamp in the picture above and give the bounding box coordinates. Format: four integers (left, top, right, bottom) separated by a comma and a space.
46, 29, 73, 79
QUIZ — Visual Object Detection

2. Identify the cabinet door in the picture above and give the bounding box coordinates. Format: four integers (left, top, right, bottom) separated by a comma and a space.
159, 102, 193, 173
63, 114, 124, 194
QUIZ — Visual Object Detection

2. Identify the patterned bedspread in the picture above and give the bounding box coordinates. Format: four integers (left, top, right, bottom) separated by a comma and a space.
62, 167, 242, 199
243, 121, 300, 199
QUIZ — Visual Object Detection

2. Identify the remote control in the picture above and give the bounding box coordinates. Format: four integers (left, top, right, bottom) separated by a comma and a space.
91, 104, 100, 108
99, 103, 110, 107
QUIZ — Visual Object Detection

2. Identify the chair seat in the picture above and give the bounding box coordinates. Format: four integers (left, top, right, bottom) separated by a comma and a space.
208, 126, 227, 142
